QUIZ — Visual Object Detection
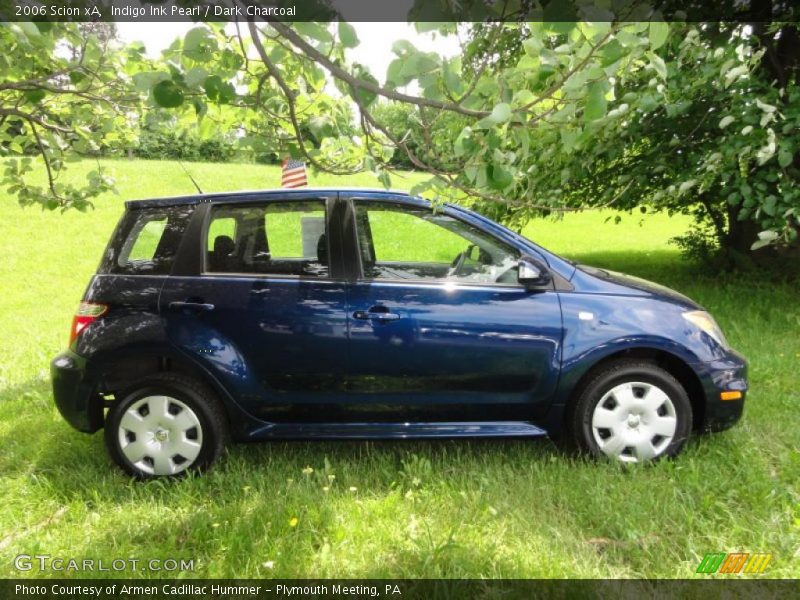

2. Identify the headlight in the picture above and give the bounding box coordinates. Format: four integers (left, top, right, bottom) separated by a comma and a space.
682, 310, 729, 348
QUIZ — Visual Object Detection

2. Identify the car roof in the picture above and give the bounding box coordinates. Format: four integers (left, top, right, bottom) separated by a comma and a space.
125, 188, 423, 209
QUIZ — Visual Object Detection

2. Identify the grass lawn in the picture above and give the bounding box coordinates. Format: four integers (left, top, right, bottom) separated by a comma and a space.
0, 158, 798, 579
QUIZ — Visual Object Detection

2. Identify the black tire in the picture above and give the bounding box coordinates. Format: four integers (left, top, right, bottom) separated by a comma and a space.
104, 373, 229, 479
566, 360, 693, 463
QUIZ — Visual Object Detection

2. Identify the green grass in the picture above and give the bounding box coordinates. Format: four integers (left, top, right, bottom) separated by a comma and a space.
0, 158, 798, 579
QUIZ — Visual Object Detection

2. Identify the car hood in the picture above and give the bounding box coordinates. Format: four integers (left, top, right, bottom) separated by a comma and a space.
573, 265, 701, 309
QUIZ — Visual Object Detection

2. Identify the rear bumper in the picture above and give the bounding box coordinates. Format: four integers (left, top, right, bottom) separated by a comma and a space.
696, 349, 748, 432
51, 350, 102, 433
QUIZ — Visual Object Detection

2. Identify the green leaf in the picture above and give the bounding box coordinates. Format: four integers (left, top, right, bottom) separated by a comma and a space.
16, 21, 41, 40
414, 22, 443, 33
750, 238, 774, 250
584, 82, 607, 122
203, 75, 235, 104
219, 49, 244, 73
454, 127, 473, 157
560, 128, 578, 153
475, 103, 512, 129
578, 22, 611, 41
649, 21, 669, 50
778, 150, 793, 168
442, 59, 463, 96
185, 67, 208, 88
615, 30, 643, 48
152, 80, 184, 108
399, 52, 440, 80
719, 116, 735, 129
351, 64, 378, 107
308, 115, 334, 140
386, 59, 406, 87
512, 89, 535, 108
490, 164, 514, 190
762, 196, 777, 216
391, 39, 416, 57
23, 89, 46, 104
192, 98, 207, 119
648, 52, 667, 79
540, 0, 577, 21
183, 27, 217, 62
522, 37, 543, 57
599, 39, 625, 66
338, 22, 359, 48
295, 22, 333, 44
132, 71, 169, 93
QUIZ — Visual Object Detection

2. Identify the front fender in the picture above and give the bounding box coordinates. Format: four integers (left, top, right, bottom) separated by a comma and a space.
553, 292, 721, 406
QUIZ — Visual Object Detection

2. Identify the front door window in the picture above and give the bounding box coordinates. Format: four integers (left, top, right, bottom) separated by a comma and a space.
353, 202, 520, 285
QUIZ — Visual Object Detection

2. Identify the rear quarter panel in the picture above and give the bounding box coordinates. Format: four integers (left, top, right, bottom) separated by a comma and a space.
75, 274, 167, 357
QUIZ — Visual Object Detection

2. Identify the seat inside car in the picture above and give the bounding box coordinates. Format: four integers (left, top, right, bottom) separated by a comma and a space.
209, 234, 236, 271
316, 233, 328, 265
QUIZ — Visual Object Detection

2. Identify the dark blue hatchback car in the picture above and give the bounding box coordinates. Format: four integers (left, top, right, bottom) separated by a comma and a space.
51, 189, 748, 477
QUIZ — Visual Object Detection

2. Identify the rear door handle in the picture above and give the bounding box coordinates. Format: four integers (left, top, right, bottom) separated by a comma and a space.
169, 301, 215, 311
353, 309, 400, 322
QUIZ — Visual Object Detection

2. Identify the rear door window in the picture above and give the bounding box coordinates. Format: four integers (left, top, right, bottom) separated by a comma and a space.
205, 200, 329, 278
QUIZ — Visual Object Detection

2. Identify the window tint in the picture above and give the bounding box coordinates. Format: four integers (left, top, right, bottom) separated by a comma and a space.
106, 206, 193, 275
127, 218, 167, 262
354, 202, 520, 285
207, 217, 237, 249
206, 201, 329, 277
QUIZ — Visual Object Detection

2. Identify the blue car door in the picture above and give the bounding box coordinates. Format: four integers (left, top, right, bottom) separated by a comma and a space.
159, 192, 352, 422
341, 195, 563, 422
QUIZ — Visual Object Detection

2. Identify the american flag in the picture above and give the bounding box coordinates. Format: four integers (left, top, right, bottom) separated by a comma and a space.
281, 158, 308, 188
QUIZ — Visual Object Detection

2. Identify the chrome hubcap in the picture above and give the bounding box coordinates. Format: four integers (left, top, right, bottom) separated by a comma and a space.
118, 395, 203, 476
591, 381, 677, 463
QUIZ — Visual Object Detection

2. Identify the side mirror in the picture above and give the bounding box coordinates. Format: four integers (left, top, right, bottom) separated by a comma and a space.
518, 256, 552, 288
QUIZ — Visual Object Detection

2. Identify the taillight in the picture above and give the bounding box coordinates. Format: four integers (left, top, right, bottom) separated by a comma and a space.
70, 302, 108, 345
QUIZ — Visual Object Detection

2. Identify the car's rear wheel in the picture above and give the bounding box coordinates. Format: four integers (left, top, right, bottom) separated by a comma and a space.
104, 374, 228, 478
568, 360, 693, 463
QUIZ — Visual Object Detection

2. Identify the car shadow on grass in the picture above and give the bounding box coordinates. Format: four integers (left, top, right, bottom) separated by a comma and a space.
2, 374, 764, 578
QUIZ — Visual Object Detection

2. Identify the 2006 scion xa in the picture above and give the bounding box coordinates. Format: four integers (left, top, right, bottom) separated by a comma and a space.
51, 189, 748, 478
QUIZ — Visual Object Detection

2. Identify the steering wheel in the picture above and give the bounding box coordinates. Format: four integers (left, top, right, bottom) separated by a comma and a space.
445, 248, 469, 279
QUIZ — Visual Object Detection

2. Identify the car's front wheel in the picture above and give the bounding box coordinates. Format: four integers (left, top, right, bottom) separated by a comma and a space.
104, 374, 228, 478
568, 360, 693, 463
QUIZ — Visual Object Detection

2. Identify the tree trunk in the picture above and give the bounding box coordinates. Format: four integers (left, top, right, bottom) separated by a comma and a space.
724, 212, 761, 254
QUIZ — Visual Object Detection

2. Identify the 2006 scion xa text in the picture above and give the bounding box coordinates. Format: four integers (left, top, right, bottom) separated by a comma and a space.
51, 189, 748, 477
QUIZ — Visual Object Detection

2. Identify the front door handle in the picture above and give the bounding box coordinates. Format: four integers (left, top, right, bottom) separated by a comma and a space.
169, 301, 215, 311
353, 309, 400, 322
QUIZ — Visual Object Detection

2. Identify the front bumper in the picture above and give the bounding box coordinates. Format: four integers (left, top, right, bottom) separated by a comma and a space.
51, 350, 102, 433
696, 348, 748, 432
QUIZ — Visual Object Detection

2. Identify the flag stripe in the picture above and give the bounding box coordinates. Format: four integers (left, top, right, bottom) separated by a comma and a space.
281, 158, 307, 188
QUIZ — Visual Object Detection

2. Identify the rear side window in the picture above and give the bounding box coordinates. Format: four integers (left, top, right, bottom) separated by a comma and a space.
205, 200, 329, 277
102, 206, 194, 275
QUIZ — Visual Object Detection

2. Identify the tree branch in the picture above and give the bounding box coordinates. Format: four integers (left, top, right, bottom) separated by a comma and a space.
247, 19, 360, 175
28, 120, 63, 202
0, 108, 71, 133
264, 19, 491, 118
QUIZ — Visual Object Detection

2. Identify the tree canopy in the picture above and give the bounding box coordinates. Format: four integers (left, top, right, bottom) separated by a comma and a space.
1, 18, 797, 259
0, 22, 132, 210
